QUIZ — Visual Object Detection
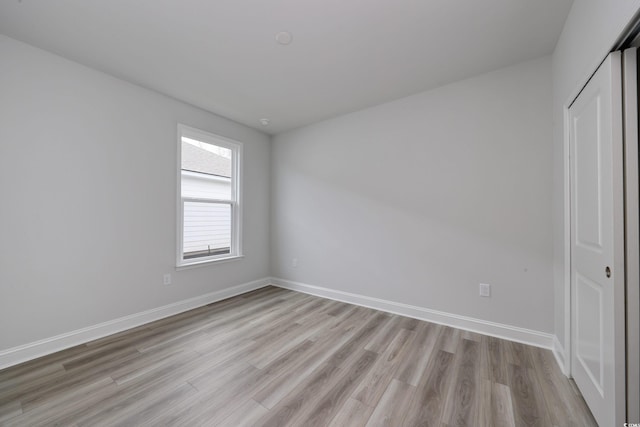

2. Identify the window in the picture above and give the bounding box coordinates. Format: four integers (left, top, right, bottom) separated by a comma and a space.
177, 125, 242, 266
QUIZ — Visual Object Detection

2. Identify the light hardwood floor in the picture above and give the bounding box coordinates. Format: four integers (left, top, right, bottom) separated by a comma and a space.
0, 286, 597, 426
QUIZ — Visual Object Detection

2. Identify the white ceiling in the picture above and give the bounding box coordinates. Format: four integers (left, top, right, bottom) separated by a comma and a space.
0, 0, 573, 134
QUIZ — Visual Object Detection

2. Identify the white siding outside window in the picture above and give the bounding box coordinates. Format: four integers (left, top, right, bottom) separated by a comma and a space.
182, 173, 231, 256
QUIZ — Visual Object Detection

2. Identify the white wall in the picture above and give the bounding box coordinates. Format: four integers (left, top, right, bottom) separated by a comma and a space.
551, 0, 640, 354
271, 57, 554, 333
0, 35, 271, 351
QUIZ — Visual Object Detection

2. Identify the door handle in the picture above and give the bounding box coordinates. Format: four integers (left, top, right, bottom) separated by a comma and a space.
606, 266, 611, 278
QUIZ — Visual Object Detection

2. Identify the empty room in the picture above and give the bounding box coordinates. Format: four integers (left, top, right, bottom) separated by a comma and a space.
0, 1, 638, 426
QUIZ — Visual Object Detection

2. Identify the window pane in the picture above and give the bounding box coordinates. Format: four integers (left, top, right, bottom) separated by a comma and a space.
181, 137, 232, 200
183, 201, 231, 259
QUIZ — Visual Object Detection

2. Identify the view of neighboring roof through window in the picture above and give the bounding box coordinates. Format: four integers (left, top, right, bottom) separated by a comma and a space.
181, 137, 232, 177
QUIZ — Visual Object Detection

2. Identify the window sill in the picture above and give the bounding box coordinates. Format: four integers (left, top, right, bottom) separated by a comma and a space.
176, 254, 244, 271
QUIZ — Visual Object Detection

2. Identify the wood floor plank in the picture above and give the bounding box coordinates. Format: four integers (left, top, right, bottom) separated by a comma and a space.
365, 378, 415, 427
193, 338, 317, 413
307, 306, 367, 343
529, 346, 597, 427
217, 399, 269, 427
490, 381, 516, 427
196, 296, 294, 337
0, 287, 597, 426
187, 359, 259, 394
257, 362, 344, 427
252, 331, 356, 409
193, 297, 293, 338
364, 315, 403, 354
295, 305, 336, 325
394, 321, 442, 386
352, 328, 414, 406
477, 378, 493, 427
507, 363, 553, 427
482, 336, 509, 385
248, 313, 337, 369
0, 345, 88, 381
328, 398, 375, 427
0, 400, 22, 424
462, 330, 483, 342
70, 355, 205, 425
62, 342, 141, 371
294, 298, 327, 314
504, 340, 534, 368
167, 364, 267, 426
111, 382, 199, 427
397, 316, 420, 331
239, 286, 287, 301
249, 314, 304, 344
0, 362, 65, 395
4, 377, 117, 427
401, 349, 455, 427
299, 350, 378, 427
335, 306, 380, 333
442, 339, 481, 426
257, 339, 316, 377
12, 350, 139, 412
325, 312, 390, 368
325, 301, 354, 317
0, 342, 134, 403
114, 349, 202, 386
437, 326, 461, 354
0, 366, 68, 403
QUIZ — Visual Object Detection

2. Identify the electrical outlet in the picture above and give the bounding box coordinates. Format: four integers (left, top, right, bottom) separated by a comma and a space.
292, 258, 298, 268
163, 273, 172, 286
479, 283, 491, 297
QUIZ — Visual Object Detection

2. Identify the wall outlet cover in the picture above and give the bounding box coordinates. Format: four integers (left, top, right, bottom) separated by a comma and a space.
479, 283, 491, 297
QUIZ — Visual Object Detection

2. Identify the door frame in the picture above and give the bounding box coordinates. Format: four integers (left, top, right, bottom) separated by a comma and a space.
623, 47, 640, 424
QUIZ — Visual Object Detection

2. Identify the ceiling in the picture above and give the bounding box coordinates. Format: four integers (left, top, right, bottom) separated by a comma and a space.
0, 0, 573, 134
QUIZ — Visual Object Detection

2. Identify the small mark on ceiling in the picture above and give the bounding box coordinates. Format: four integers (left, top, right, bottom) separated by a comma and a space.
275, 31, 293, 45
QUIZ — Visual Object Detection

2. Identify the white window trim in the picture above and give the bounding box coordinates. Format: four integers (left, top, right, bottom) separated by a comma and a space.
176, 124, 243, 268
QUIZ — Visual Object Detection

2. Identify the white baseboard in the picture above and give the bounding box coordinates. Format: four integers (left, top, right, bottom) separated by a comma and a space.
1, 276, 564, 373
553, 335, 569, 376
0, 277, 271, 370
271, 277, 556, 351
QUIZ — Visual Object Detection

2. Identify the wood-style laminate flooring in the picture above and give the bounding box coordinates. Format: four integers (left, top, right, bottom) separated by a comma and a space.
0, 286, 597, 426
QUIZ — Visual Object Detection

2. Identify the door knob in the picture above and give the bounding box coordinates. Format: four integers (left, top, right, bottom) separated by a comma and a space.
606, 266, 611, 278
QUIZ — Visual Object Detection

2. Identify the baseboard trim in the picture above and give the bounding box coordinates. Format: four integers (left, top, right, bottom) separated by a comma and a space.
271, 277, 556, 350
0, 277, 271, 370
553, 335, 569, 376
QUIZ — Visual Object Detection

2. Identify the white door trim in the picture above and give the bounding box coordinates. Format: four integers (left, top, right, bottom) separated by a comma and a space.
623, 47, 640, 423
608, 51, 628, 427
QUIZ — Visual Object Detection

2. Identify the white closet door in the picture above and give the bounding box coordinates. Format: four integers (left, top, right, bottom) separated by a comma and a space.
569, 51, 626, 427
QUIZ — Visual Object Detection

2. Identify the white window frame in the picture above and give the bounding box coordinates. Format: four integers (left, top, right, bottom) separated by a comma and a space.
176, 124, 243, 268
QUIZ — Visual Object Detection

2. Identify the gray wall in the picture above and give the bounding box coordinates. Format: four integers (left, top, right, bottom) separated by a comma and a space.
0, 35, 271, 350
551, 0, 640, 353
271, 56, 554, 333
